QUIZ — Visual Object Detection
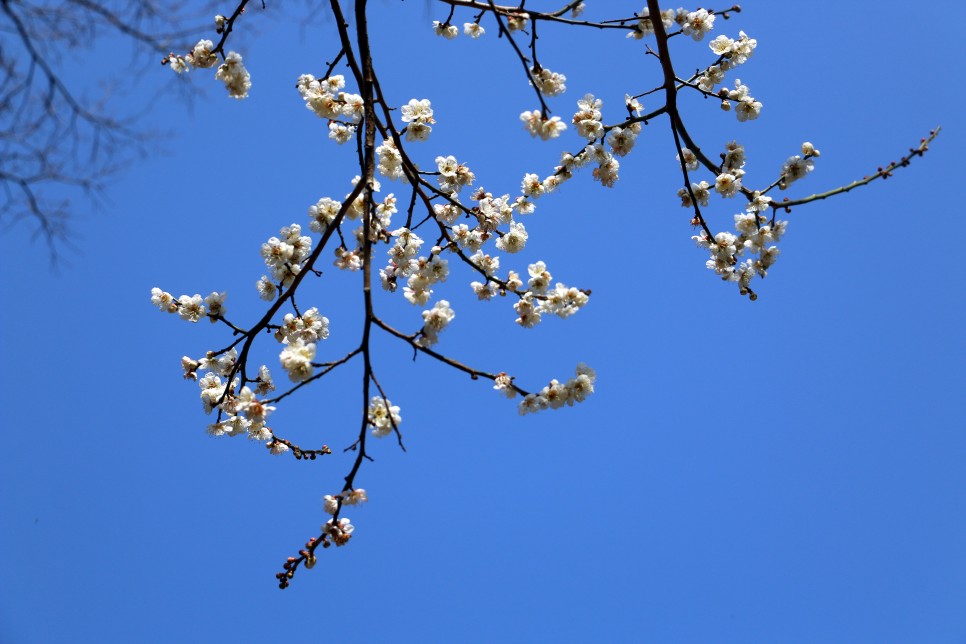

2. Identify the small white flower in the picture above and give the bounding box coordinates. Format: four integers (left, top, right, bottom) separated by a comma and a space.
214, 51, 251, 99
715, 172, 741, 198
256, 276, 277, 301
368, 397, 402, 438
801, 141, 821, 157
177, 294, 206, 322
151, 287, 177, 313
463, 22, 485, 38
531, 66, 567, 97
676, 148, 699, 171
432, 21, 459, 39
780, 155, 814, 189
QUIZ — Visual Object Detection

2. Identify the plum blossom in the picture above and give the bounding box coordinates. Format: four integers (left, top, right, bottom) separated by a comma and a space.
531, 66, 567, 96
368, 397, 402, 438
520, 111, 567, 140
682, 9, 715, 41
495, 222, 528, 253
780, 155, 814, 189
432, 21, 458, 39
418, 300, 455, 347
215, 51, 250, 99
518, 363, 596, 415
401, 98, 434, 141
464, 22, 484, 38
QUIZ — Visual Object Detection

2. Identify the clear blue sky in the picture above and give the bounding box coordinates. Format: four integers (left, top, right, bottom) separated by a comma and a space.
2, 1, 964, 642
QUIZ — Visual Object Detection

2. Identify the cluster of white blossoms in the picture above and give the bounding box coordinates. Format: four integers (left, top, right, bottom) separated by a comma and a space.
494, 261, 588, 328
375, 118, 591, 326
698, 34, 757, 93
531, 66, 567, 97
518, 363, 596, 415
523, 95, 629, 190
677, 180, 710, 208
146, 2, 933, 575
721, 79, 762, 122
308, 196, 342, 233
214, 52, 251, 99
713, 140, 746, 198
151, 288, 228, 323
296, 73, 363, 132
280, 339, 316, 382
587, 142, 622, 188
627, 7, 679, 38
197, 366, 283, 447
278, 307, 330, 344
418, 300, 455, 347
400, 98, 435, 142
670, 137, 823, 297
779, 142, 820, 189
684, 145, 798, 296
436, 155, 476, 193
513, 282, 590, 328
321, 517, 354, 546
431, 19, 492, 38
692, 212, 788, 299
379, 228, 451, 304
183, 348, 236, 382
708, 31, 758, 69
432, 20, 459, 39
179, 349, 275, 440
573, 93, 604, 141
626, 7, 721, 42
157, 227, 337, 441
520, 110, 567, 140
322, 489, 368, 515
376, 138, 405, 180
256, 223, 313, 300
368, 397, 402, 438
166, 33, 250, 99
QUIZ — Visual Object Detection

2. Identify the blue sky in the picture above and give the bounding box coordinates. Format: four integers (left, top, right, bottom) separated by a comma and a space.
2, 1, 964, 642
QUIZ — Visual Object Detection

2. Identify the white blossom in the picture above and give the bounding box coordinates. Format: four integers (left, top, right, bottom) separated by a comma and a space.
432, 21, 459, 39
215, 51, 250, 99
495, 222, 528, 253
151, 287, 177, 313
279, 338, 316, 382
493, 373, 516, 398
204, 292, 226, 319
328, 122, 356, 144
186, 40, 218, 69
368, 397, 401, 438
715, 172, 741, 198
531, 66, 567, 97
166, 54, 187, 74
418, 300, 455, 347
256, 276, 277, 301
520, 111, 567, 140
780, 155, 814, 189
464, 22, 485, 38
401, 98, 434, 141
177, 294, 206, 322
676, 147, 699, 171
683, 9, 715, 41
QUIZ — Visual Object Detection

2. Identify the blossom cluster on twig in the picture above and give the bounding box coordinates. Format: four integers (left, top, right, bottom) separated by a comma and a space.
153, 0, 937, 588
